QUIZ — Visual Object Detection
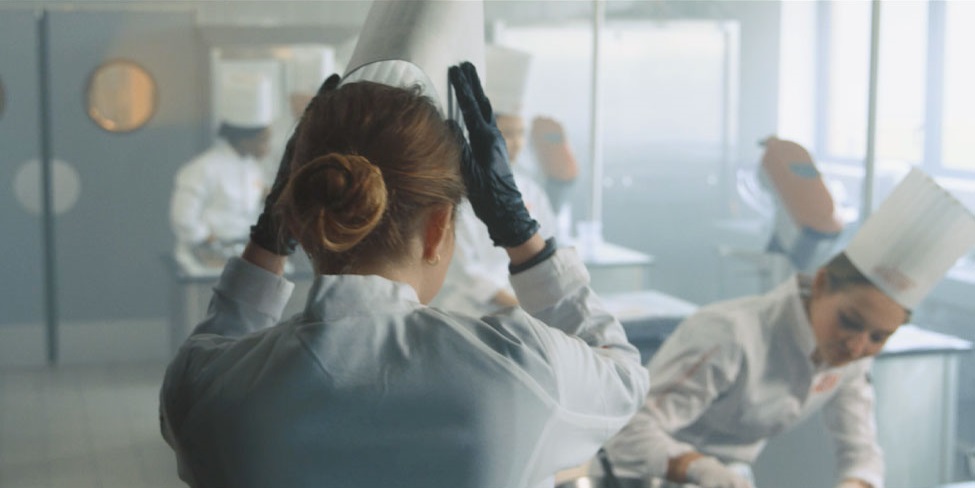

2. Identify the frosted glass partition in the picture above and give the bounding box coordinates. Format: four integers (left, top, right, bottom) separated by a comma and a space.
601, 21, 736, 154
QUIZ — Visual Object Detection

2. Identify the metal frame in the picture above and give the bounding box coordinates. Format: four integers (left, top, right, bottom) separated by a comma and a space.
815, 0, 974, 180
38, 10, 59, 365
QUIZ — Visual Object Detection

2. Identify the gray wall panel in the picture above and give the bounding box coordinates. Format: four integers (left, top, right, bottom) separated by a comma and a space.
0, 9, 44, 327
47, 9, 205, 322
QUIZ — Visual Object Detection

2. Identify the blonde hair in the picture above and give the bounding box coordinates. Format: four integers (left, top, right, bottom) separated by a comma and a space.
276, 81, 464, 274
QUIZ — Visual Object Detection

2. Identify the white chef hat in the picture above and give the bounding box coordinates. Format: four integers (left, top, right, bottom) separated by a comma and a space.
341, 0, 486, 119
485, 45, 532, 116
218, 71, 275, 128
288, 46, 336, 95
845, 168, 975, 309
334, 35, 359, 76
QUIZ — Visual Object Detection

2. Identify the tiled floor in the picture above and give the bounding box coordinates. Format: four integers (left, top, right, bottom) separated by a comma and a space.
1, 362, 971, 488
0, 363, 183, 488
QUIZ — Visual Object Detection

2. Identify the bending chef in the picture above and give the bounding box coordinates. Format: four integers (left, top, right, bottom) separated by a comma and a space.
598, 168, 975, 488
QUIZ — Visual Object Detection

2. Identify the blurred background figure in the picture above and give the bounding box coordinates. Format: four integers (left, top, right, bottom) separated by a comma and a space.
531, 114, 579, 213
761, 135, 846, 274
169, 71, 274, 272
721, 135, 850, 293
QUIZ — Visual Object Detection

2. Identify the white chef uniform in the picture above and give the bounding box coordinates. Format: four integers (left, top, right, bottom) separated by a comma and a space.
169, 73, 273, 270
598, 168, 975, 488
160, 248, 649, 488
600, 276, 883, 486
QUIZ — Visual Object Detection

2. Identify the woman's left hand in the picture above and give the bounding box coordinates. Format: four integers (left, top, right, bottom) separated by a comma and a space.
250, 73, 341, 255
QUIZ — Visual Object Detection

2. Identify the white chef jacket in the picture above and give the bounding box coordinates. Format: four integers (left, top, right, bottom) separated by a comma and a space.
599, 275, 884, 488
160, 247, 649, 488
432, 169, 557, 316
170, 139, 267, 248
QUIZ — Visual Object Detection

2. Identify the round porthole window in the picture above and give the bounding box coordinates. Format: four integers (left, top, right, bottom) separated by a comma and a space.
86, 60, 157, 133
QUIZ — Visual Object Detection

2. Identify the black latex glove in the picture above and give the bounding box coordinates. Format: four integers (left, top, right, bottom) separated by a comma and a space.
250, 73, 341, 255
448, 62, 539, 248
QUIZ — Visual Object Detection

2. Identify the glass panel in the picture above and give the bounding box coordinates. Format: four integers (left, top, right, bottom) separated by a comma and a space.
601, 20, 732, 157
825, 0, 871, 160
86, 59, 157, 132
942, 0, 975, 172
875, 0, 927, 166
605, 18, 740, 305
825, 1, 927, 167
777, 0, 818, 146
0, 76, 5, 118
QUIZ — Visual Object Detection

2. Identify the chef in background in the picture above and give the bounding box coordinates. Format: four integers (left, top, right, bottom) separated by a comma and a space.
432, 45, 577, 316
596, 168, 975, 488
169, 72, 274, 270
526, 118, 577, 228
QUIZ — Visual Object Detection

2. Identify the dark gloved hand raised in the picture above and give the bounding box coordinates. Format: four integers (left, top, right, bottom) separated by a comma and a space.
250, 73, 341, 255
448, 62, 539, 248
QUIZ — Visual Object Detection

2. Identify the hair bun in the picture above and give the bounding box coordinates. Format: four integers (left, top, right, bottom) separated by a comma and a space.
283, 153, 387, 253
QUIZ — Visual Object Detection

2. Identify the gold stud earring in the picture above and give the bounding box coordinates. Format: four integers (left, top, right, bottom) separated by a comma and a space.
425, 254, 441, 266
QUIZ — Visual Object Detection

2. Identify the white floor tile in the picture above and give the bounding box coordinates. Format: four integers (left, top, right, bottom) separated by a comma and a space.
0, 363, 183, 488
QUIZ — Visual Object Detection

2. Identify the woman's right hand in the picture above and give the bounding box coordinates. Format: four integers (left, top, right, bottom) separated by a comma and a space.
448, 62, 539, 249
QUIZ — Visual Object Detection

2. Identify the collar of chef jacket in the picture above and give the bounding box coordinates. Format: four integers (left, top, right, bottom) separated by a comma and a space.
772, 274, 819, 366
303, 273, 421, 321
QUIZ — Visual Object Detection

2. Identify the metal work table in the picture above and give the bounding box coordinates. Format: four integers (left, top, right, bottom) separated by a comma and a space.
569, 239, 656, 295
599, 289, 698, 364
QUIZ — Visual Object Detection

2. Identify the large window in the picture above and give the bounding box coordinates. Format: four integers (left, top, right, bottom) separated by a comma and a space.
817, 0, 974, 176
941, 0, 975, 172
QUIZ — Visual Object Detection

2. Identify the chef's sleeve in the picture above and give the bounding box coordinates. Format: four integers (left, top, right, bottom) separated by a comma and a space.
509, 247, 650, 478
822, 361, 885, 488
599, 311, 743, 479
189, 256, 295, 339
